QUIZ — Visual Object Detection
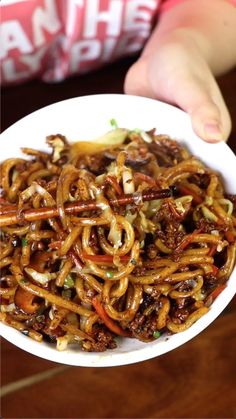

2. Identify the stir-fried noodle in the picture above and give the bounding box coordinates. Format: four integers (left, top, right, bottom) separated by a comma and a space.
0, 128, 235, 351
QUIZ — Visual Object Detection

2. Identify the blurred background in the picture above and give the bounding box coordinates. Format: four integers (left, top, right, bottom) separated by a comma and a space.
1, 57, 236, 419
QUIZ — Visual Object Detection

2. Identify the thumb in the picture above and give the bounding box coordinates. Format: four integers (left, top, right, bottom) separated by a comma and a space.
172, 78, 232, 143
124, 59, 156, 98
125, 58, 231, 143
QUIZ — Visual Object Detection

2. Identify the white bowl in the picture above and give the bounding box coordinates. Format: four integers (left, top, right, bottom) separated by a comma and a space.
1, 94, 236, 367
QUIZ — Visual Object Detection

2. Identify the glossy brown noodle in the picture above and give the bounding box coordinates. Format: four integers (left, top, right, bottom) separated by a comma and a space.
0, 129, 235, 352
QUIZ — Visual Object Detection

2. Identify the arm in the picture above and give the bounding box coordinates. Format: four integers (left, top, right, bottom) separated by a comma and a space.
125, 0, 236, 142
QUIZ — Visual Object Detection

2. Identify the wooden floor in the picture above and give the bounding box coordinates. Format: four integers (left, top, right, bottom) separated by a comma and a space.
1, 57, 236, 419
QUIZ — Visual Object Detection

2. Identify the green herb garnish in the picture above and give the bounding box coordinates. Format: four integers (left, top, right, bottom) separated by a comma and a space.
21, 238, 28, 247
110, 118, 118, 129
64, 275, 74, 289
106, 271, 114, 279
20, 278, 29, 285
140, 240, 145, 249
130, 258, 137, 265
153, 331, 161, 339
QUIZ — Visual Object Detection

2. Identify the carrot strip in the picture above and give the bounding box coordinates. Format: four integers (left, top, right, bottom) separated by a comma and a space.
14, 286, 39, 314
178, 185, 203, 205
134, 172, 156, 187
167, 200, 183, 220
92, 297, 131, 337
225, 230, 235, 243
210, 284, 227, 299
205, 284, 227, 306
211, 265, 219, 275
82, 254, 130, 264
106, 176, 123, 196
175, 228, 203, 252
48, 241, 62, 249
208, 244, 218, 257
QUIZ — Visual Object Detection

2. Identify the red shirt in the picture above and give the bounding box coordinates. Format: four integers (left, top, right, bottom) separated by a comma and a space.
0, 0, 235, 85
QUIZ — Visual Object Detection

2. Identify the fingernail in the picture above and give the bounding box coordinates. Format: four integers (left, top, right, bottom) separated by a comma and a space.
204, 122, 222, 143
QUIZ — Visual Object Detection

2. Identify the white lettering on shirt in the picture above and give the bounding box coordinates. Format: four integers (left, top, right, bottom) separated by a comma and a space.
124, 0, 157, 32
83, 0, 123, 38
0, 0, 160, 85
2, 58, 30, 81
101, 37, 117, 61
70, 39, 102, 72
66, 0, 83, 37
0, 20, 33, 59
32, 0, 61, 47
1, 46, 48, 82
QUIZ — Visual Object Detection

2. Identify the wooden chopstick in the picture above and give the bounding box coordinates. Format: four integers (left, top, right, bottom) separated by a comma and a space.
0, 188, 171, 227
